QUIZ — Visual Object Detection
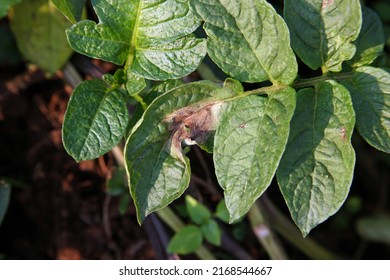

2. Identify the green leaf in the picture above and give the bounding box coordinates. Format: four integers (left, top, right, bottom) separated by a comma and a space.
348, 7, 385, 68
67, 19, 128, 65
102, 69, 126, 87
127, 79, 184, 135
124, 82, 223, 223
118, 194, 130, 215
185, 195, 212, 225
201, 219, 221, 246
215, 199, 230, 223
62, 79, 129, 161
106, 167, 127, 196
284, 0, 362, 72
214, 87, 296, 223
130, 35, 207, 80
341, 66, 390, 153
9, 0, 73, 73
190, 0, 297, 85
0, 0, 21, 18
277, 80, 356, 236
147, 80, 184, 102
125, 71, 146, 97
66, 0, 206, 80
223, 78, 244, 95
356, 215, 390, 245
0, 182, 11, 227
51, 0, 86, 23
167, 225, 203, 254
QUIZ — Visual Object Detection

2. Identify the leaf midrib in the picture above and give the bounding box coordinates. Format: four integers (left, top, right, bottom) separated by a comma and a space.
224, 97, 271, 212
214, 0, 273, 84
77, 88, 113, 160
125, 0, 142, 70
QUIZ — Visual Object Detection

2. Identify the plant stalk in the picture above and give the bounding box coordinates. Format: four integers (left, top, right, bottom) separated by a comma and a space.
292, 72, 354, 89
132, 94, 148, 110
239, 72, 355, 98
248, 203, 288, 260
63, 62, 83, 87
260, 196, 340, 260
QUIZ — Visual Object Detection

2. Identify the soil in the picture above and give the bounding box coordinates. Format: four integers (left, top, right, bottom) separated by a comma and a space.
0, 63, 157, 259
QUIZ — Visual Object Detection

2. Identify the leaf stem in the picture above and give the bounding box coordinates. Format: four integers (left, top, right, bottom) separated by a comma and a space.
292, 72, 354, 89
111, 146, 125, 167
132, 93, 147, 110
242, 84, 286, 97
238, 72, 355, 99
123, 1, 142, 72
63, 62, 83, 87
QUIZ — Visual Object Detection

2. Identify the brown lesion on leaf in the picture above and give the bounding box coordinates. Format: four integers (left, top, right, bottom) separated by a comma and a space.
340, 126, 347, 141
239, 122, 246, 129
163, 101, 224, 162
322, 0, 334, 9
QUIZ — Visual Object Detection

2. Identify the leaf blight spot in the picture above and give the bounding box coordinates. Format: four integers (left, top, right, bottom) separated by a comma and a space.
340, 126, 347, 141
163, 100, 225, 162
322, 0, 334, 9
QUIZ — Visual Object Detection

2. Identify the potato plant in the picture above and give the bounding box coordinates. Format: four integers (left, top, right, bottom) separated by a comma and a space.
50, 0, 390, 237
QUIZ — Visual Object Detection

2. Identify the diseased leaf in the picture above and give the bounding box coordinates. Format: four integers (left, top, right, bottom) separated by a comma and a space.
277, 80, 356, 236
284, 0, 362, 72
62, 80, 129, 161
167, 225, 203, 254
0, 0, 21, 18
9, 0, 73, 73
190, 0, 297, 85
214, 87, 296, 222
198, 80, 244, 153
66, 0, 206, 80
127, 79, 184, 135
348, 7, 385, 68
51, 0, 86, 23
124, 82, 223, 223
341, 66, 390, 152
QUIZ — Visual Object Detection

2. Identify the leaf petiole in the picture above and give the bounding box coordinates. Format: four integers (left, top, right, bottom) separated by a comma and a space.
132, 93, 147, 110
292, 72, 354, 89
